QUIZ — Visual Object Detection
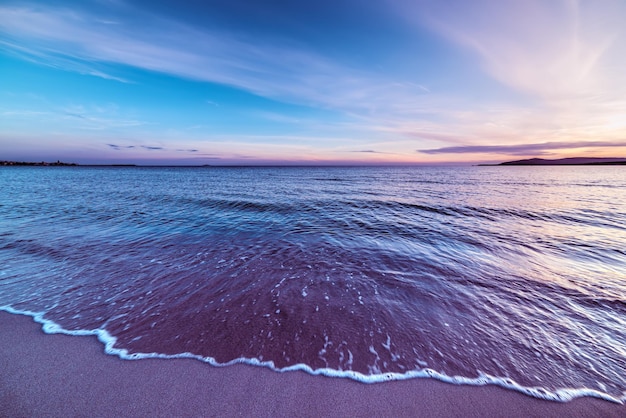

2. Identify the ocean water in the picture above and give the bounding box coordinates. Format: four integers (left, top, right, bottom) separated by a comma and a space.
1, 166, 625, 403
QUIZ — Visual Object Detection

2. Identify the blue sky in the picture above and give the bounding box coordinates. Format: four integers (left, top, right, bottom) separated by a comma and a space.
2, 0, 626, 165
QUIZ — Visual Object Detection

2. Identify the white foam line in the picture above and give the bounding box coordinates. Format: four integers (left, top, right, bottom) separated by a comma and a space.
2, 306, 624, 405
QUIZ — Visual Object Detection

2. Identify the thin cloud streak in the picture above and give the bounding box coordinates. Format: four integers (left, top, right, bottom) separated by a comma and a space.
347, 150, 400, 155
420, 140, 626, 155
61, 106, 146, 130
108, 143, 201, 153
107, 144, 135, 150
0, 39, 131, 84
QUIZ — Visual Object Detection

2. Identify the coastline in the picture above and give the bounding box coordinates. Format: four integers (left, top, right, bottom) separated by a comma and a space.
1, 311, 623, 417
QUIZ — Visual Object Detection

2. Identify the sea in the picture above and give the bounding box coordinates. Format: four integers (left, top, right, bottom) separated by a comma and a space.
1, 166, 625, 403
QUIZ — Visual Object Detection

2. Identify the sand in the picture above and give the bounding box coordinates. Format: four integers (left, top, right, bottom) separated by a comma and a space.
0, 312, 623, 417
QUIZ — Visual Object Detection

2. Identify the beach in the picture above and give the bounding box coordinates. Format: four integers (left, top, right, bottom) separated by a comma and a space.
1, 312, 623, 417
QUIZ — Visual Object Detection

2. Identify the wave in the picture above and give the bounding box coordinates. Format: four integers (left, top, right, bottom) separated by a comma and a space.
2, 306, 624, 405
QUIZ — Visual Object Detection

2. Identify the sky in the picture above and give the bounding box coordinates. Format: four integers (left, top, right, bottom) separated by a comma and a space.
1, 0, 626, 165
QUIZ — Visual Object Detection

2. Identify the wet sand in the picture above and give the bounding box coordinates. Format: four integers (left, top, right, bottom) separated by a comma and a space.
1, 312, 623, 417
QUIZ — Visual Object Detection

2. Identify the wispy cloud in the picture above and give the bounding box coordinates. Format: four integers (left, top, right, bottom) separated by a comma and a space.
0, 39, 130, 83
2, 102, 146, 132
107, 143, 135, 150
87, 70, 131, 83
65, 111, 86, 120
108, 144, 165, 151
1, 110, 50, 117
0, 5, 433, 120
348, 149, 399, 155
404, 0, 626, 102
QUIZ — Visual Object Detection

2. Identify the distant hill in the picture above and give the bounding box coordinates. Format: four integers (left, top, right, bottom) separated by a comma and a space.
480, 157, 626, 166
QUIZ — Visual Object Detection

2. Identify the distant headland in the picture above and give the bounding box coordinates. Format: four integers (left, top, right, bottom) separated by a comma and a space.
1, 160, 78, 166
0, 161, 142, 167
479, 157, 626, 166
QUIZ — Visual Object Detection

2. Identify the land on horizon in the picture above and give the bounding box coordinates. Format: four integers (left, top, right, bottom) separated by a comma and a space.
479, 157, 626, 166
1, 160, 79, 166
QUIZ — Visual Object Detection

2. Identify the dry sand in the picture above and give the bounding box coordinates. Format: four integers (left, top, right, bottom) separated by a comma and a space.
1, 311, 623, 417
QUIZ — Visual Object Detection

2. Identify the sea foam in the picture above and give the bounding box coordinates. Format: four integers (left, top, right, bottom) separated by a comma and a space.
3, 306, 624, 405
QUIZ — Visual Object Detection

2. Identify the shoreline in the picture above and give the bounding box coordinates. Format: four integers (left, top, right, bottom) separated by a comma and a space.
1, 311, 624, 417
